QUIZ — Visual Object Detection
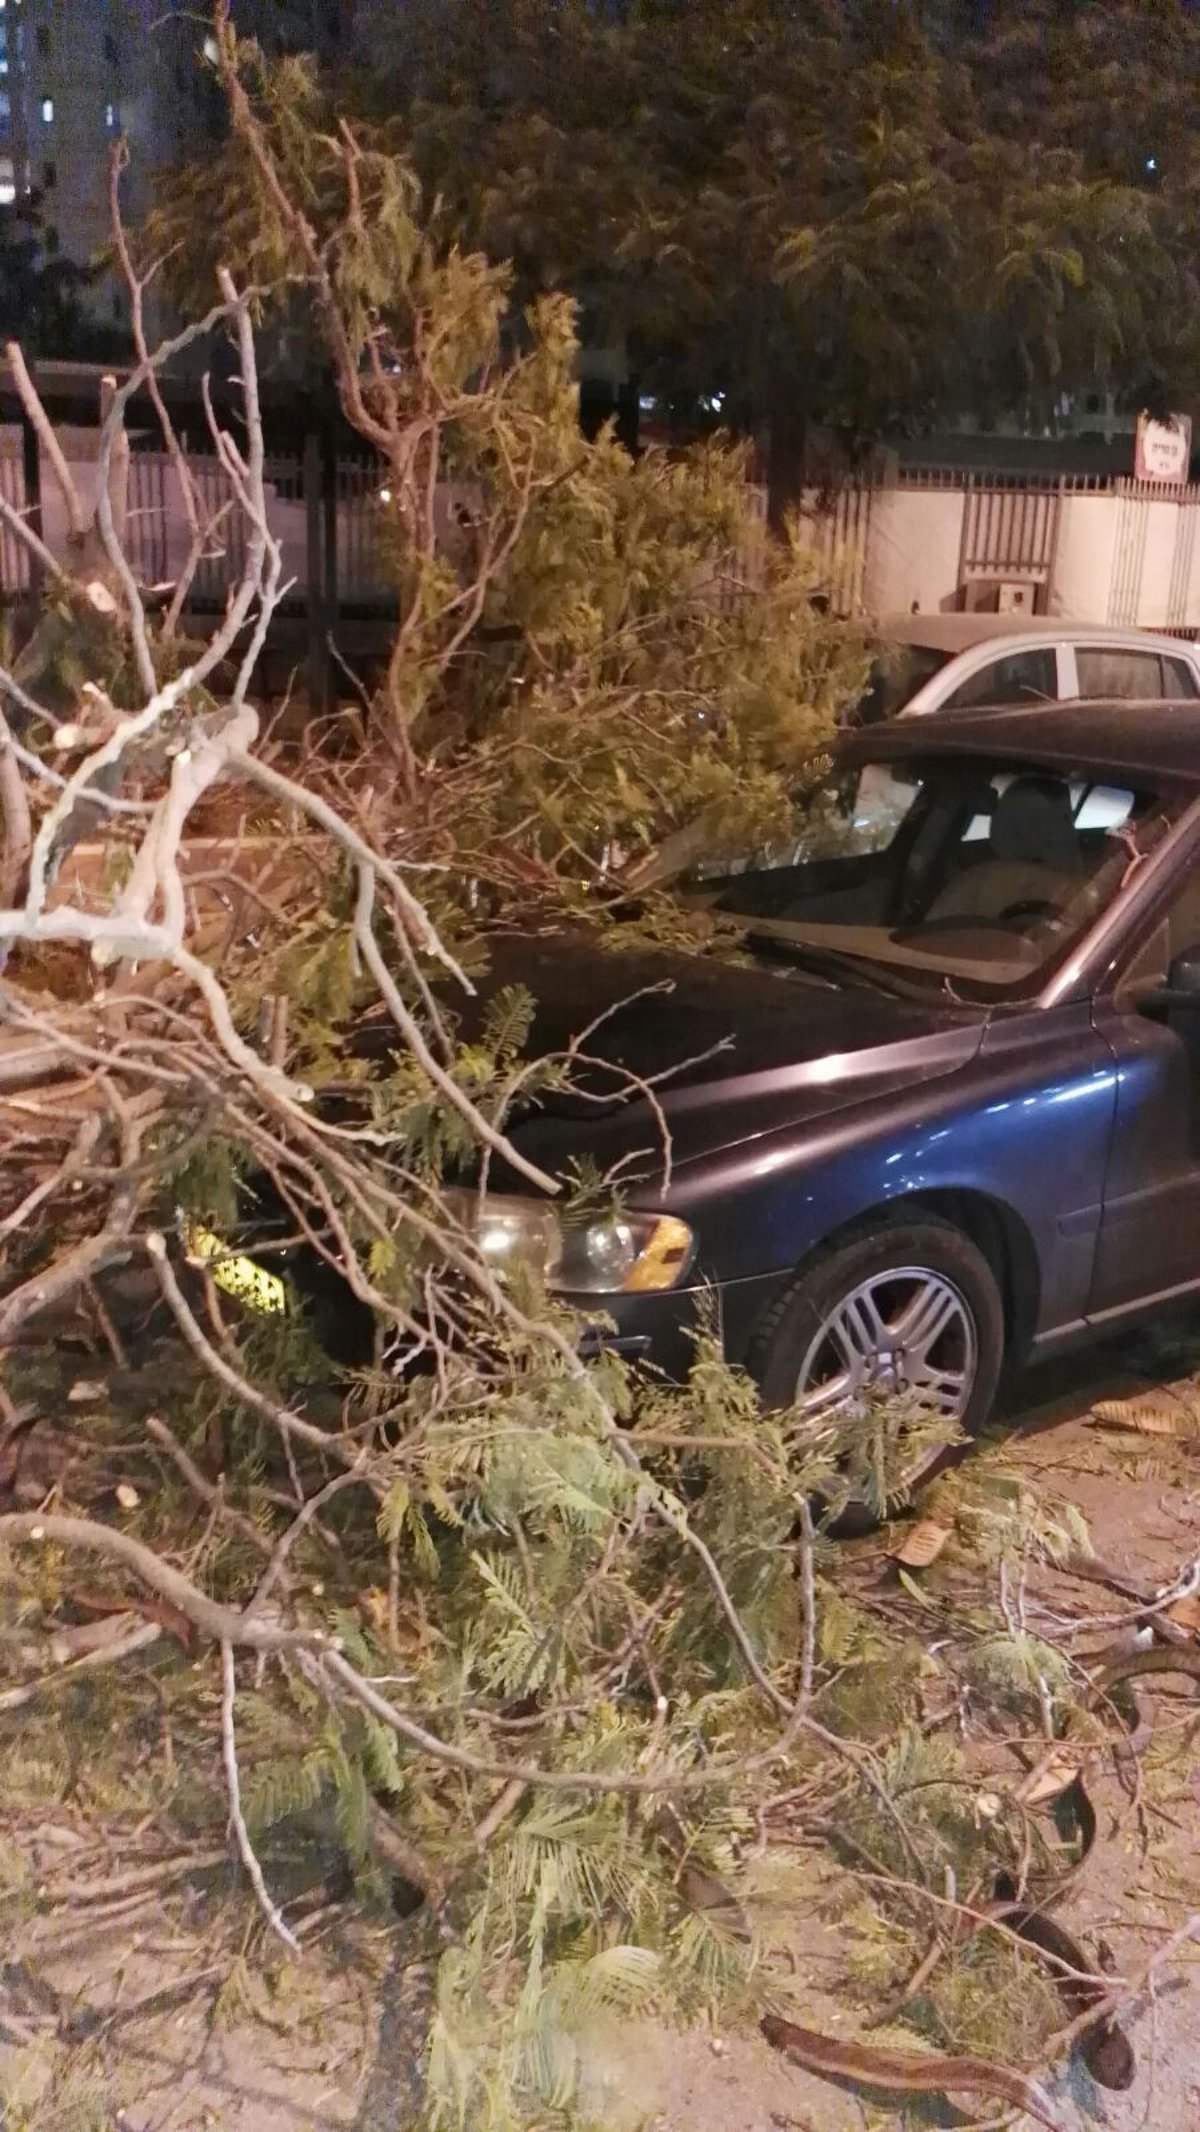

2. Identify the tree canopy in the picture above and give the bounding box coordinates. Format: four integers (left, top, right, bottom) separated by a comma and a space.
147, 2, 1200, 517
356, 0, 1200, 515
0, 190, 115, 357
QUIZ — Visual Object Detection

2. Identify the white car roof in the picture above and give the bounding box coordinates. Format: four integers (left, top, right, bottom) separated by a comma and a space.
877, 614, 1199, 657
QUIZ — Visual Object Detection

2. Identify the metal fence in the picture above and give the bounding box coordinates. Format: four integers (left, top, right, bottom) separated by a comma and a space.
792, 482, 875, 615
14, 437, 1200, 636
125, 446, 307, 611
959, 480, 1059, 584
0, 443, 30, 594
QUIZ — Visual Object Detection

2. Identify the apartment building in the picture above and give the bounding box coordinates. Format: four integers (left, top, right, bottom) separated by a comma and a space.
0, 0, 348, 333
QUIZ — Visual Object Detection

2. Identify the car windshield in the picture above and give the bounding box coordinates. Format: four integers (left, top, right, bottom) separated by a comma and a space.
855, 643, 952, 724
680, 753, 1164, 1001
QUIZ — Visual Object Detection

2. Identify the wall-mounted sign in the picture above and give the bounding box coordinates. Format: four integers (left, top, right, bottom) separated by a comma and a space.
1134, 412, 1193, 483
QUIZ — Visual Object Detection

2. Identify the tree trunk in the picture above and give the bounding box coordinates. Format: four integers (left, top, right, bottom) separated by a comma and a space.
765, 372, 807, 537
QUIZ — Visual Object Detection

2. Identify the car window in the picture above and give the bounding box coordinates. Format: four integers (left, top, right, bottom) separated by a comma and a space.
683, 754, 1156, 1003
855, 645, 951, 724
963, 774, 1134, 840
942, 648, 1057, 712
1074, 647, 1189, 699
1162, 655, 1199, 701
845, 764, 922, 847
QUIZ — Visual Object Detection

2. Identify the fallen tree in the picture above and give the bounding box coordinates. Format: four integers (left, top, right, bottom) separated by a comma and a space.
0, 59, 879, 2132
2, 24, 1197, 2132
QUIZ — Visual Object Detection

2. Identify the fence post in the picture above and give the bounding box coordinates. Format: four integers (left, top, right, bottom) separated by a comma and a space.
304, 430, 328, 714
1042, 479, 1066, 617
19, 415, 42, 602
321, 427, 338, 704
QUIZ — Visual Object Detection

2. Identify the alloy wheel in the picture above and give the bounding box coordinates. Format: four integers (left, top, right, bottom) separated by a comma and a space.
794, 1264, 977, 1484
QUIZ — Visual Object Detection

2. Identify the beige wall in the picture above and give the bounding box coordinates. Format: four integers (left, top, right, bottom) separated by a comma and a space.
823, 479, 1200, 628
862, 488, 967, 619
1047, 496, 1120, 622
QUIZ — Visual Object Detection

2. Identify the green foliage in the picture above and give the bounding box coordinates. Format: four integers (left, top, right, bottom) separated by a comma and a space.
144, 28, 866, 906
0, 26, 1139, 2131
963, 1631, 1075, 1726
358, 0, 1200, 513
169, 1135, 245, 1233
917, 1929, 1063, 2062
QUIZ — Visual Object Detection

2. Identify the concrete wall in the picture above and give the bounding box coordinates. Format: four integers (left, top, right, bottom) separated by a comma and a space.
852, 478, 1200, 629
863, 487, 966, 617
1049, 494, 1120, 621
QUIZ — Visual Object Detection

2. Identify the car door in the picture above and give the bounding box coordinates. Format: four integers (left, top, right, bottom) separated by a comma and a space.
1089, 826, 1200, 1319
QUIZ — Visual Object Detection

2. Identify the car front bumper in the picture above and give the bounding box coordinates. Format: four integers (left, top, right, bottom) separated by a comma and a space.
184, 1220, 787, 1386
569, 1267, 789, 1379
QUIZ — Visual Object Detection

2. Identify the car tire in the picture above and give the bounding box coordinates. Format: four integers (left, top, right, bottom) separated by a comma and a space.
747, 1216, 1005, 1531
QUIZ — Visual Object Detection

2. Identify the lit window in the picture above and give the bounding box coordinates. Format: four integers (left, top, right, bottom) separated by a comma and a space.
203, 34, 219, 63
0, 153, 13, 206
40, 97, 53, 124
105, 102, 116, 129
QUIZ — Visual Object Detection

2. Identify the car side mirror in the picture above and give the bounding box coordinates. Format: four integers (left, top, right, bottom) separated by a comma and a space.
1133, 942, 1200, 1014
1168, 944, 1200, 997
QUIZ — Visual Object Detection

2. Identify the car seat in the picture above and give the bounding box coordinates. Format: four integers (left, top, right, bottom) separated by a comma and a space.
924, 774, 1083, 925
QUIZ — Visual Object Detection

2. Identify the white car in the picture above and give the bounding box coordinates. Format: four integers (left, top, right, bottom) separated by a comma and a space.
859, 615, 1200, 723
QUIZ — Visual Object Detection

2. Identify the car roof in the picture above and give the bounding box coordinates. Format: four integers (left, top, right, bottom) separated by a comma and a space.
876, 613, 1200, 657
840, 697, 1200, 787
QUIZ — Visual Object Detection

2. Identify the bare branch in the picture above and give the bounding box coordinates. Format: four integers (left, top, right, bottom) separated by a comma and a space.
353, 863, 558, 1195
0, 489, 64, 586
144, 1412, 275, 1561
248, 1462, 370, 1615
6, 341, 87, 542
0, 1620, 162, 1712
0, 1168, 141, 1347
220, 1640, 301, 1954
146, 1233, 374, 1468
0, 701, 31, 905
0, 1513, 322, 1653
107, 137, 211, 635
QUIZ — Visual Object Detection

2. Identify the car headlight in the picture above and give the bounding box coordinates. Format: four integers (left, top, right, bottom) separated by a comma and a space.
443, 1189, 694, 1295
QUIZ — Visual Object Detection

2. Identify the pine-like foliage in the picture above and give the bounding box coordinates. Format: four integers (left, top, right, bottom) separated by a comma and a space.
144, 18, 868, 915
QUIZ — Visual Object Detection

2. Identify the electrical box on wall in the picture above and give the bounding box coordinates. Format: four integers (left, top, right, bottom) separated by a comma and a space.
962, 579, 1039, 615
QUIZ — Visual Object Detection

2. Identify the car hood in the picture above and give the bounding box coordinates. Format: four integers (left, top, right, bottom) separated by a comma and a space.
464, 930, 986, 1187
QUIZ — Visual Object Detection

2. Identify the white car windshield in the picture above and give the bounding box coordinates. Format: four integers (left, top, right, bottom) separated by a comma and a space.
682, 754, 1159, 1000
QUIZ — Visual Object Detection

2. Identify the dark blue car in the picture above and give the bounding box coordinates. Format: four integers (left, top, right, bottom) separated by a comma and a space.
430, 698, 1200, 1492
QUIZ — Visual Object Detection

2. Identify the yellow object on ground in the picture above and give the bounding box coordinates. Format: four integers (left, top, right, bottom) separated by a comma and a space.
182, 1222, 287, 1315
